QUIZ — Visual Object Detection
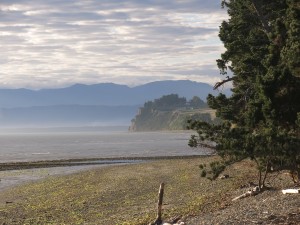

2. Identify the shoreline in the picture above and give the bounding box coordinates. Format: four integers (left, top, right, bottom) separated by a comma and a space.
0, 155, 211, 193
0, 154, 210, 171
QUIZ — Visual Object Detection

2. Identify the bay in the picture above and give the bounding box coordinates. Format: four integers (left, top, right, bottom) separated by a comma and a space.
0, 127, 206, 163
0, 127, 209, 191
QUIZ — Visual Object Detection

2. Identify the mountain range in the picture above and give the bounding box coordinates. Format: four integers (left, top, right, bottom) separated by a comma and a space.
0, 80, 229, 128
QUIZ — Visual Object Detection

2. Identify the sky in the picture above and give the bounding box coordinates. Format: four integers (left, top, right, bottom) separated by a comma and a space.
0, 0, 228, 90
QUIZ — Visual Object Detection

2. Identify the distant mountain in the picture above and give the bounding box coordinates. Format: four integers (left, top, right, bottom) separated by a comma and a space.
132, 80, 220, 105
0, 80, 230, 127
0, 80, 228, 108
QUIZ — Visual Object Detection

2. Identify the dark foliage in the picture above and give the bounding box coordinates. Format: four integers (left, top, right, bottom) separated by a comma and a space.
189, 0, 300, 187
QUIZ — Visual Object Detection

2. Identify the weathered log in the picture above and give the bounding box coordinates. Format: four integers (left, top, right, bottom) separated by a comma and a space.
282, 189, 300, 194
232, 186, 260, 201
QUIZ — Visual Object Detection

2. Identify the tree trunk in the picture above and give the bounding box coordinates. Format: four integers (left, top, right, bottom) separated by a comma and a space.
261, 162, 270, 188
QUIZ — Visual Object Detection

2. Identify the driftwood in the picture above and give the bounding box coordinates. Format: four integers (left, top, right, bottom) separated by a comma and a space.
282, 189, 300, 194
232, 186, 260, 201
163, 216, 181, 224
163, 215, 185, 225
219, 174, 229, 179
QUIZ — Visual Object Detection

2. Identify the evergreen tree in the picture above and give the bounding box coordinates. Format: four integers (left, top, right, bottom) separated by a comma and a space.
189, 96, 207, 108
189, 0, 300, 188
153, 94, 186, 110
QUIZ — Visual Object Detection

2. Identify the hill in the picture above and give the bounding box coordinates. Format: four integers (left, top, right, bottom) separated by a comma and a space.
129, 94, 218, 131
130, 108, 217, 131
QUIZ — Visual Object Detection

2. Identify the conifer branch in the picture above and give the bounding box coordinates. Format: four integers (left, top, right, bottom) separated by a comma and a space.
251, 0, 272, 36
213, 77, 234, 90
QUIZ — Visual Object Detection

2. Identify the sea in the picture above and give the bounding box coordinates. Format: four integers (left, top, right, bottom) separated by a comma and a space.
0, 126, 207, 163
0, 126, 210, 191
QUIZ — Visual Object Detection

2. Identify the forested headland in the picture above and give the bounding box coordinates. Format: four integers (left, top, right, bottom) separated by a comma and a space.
129, 94, 218, 131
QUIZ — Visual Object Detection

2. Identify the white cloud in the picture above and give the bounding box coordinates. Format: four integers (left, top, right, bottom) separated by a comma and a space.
0, 0, 228, 89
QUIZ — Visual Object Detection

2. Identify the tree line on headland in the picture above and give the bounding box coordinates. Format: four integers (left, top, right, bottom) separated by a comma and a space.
129, 94, 217, 131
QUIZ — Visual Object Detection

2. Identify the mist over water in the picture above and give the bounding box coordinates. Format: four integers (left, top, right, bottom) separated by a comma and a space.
0, 127, 206, 163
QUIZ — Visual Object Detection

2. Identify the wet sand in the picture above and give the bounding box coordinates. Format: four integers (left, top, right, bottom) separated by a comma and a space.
0, 164, 114, 192
0, 155, 206, 192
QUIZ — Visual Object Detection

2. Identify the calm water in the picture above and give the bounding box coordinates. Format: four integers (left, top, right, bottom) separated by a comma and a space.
0, 128, 206, 163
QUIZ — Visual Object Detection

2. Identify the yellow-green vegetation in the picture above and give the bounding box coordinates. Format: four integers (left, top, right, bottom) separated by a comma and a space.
130, 108, 217, 131
0, 157, 258, 225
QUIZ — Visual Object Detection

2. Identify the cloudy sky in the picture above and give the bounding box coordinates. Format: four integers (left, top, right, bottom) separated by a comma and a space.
0, 0, 228, 89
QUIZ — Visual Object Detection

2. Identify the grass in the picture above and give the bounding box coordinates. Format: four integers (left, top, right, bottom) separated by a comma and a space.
0, 156, 258, 225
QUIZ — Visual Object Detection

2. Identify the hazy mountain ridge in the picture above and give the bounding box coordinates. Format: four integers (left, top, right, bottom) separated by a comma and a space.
0, 80, 226, 108
0, 80, 229, 127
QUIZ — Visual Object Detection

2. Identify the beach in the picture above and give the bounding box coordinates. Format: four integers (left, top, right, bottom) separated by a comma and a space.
0, 156, 298, 224
0, 129, 299, 224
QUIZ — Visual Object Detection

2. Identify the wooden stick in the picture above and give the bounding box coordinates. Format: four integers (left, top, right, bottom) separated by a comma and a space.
150, 183, 165, 225
156, 183, 165, 224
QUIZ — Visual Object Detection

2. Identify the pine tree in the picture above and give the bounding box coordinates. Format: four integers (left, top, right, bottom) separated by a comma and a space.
189, 0, 300, 188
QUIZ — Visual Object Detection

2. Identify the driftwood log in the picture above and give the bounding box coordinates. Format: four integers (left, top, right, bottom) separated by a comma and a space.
232, 186, 260, 201
282, 189, 300, 194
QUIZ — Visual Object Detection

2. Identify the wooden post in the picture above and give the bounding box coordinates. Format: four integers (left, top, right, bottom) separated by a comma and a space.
150, 183, 165, 225
156, 183, 164, 223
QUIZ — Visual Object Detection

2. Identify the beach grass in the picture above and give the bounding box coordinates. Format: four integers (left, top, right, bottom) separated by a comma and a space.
0, 156, 258, 225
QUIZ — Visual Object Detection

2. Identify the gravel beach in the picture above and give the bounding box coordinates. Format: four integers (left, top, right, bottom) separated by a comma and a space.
187, 183, 300, 224
0, 157, 299, 224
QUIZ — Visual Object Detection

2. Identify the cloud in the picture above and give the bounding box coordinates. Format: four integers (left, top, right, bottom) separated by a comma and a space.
0, 0, 228, 89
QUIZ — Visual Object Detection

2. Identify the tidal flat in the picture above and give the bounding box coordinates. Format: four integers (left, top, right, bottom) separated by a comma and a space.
0, 156, 262, 225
